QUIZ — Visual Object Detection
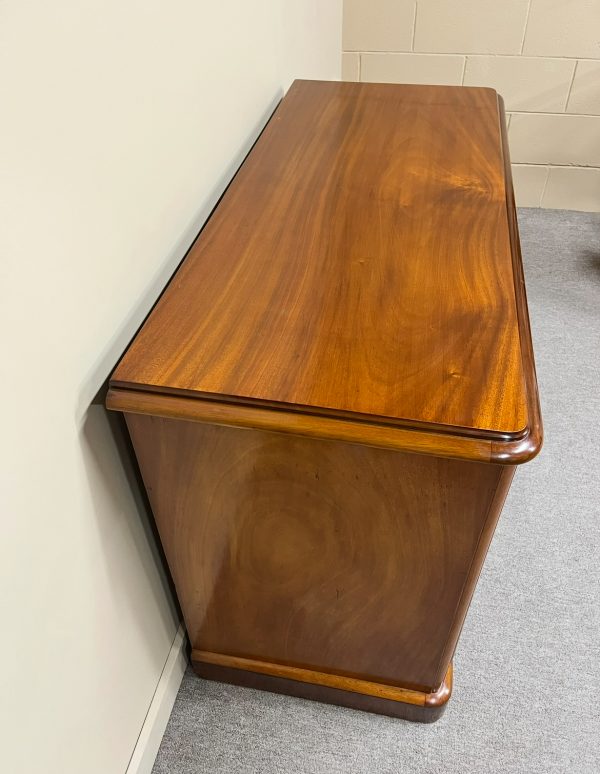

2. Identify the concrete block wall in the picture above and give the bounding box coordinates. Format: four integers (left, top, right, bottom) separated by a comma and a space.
342, 0, 600, 211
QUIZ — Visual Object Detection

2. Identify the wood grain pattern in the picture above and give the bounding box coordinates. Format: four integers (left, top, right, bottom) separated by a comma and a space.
111, 80, 538, 444
125, 414, 514, 694
107, 81, 542, 720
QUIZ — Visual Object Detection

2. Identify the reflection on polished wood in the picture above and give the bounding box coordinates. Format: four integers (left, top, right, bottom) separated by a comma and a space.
108, 80, 542, 721
125, 415, 514, 716
111, 80, 540, 449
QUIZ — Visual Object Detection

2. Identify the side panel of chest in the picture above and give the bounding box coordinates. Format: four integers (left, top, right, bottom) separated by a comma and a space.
125, 413, 514, 718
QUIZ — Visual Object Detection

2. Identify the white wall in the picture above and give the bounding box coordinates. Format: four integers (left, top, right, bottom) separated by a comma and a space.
342, 0, 600, 211
0, 2, 341, 772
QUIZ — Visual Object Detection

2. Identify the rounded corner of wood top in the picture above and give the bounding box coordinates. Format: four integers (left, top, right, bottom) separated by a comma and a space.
490, 422, 543, 465
424, 663, 453, 709
479, 85, 501, 101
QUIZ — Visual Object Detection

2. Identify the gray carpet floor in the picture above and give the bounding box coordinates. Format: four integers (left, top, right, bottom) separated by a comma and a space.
152, 208, 600, 774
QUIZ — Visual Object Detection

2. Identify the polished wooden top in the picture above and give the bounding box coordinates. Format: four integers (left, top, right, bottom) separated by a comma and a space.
112, 80, 541, 446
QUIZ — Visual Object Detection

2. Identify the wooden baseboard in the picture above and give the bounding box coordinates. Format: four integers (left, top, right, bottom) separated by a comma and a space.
126, 624, 188, 774
192, 650, 452, 723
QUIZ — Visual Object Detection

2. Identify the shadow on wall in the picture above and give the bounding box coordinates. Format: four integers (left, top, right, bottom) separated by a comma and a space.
72, 90, 286, 665
82, 405, 181, 651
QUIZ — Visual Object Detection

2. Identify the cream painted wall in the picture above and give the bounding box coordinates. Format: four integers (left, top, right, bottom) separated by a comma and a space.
342, 0, 600, 211
0, 2, 341, 773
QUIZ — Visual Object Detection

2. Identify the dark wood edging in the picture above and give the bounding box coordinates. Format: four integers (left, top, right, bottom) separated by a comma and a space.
106, 386, 540, 464
496, 94, 544, 464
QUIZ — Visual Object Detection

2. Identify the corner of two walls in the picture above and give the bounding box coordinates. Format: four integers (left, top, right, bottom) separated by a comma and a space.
341, 0, 600, 212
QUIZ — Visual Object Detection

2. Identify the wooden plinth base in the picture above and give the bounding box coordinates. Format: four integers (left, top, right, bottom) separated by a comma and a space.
191, 651, 452, 723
